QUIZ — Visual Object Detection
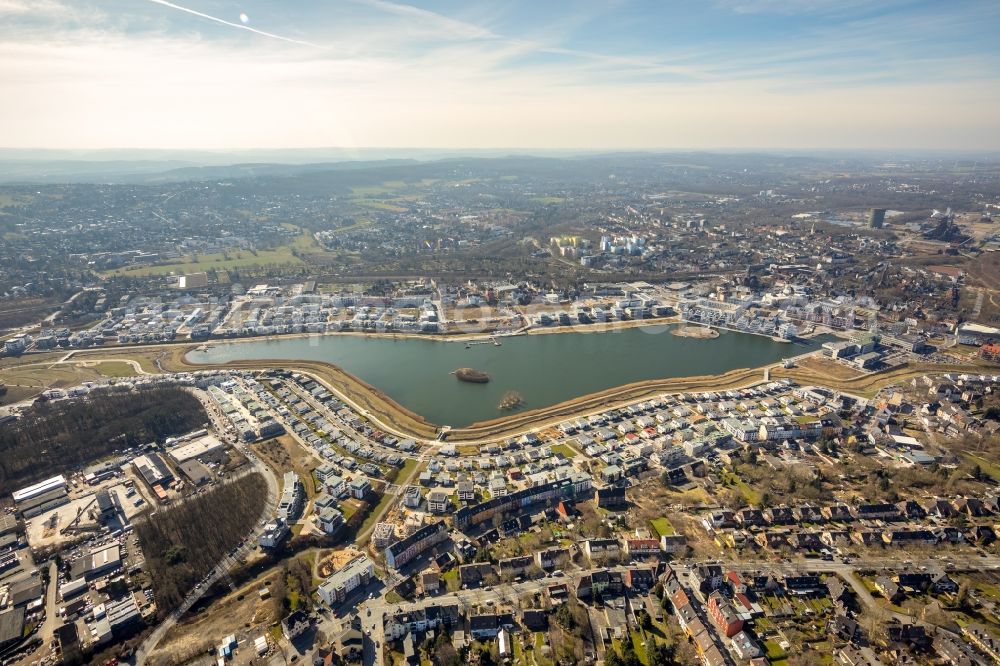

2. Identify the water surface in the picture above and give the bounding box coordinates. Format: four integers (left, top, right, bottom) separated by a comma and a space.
191, 326, 825, 427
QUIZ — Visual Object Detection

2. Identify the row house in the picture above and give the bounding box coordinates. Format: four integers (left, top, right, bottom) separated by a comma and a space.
535, 547, 570, 571
707, 591, 744, 637
576, 569, 623, 598
385, 603, 460, 641
498, 555, 534, 579
624, 538, 661, 559
584, 538, 621, 563
385, 522, 448, 570
854, 503, 901, 521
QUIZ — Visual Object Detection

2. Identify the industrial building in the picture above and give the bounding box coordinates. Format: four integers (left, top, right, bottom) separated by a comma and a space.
12, 475, 70, 519
132, 453, 173, 489
167, 434, 227, 465
70, 544, 122, 581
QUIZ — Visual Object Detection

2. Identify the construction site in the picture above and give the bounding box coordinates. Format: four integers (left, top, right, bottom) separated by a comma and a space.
23, 476, 149, 553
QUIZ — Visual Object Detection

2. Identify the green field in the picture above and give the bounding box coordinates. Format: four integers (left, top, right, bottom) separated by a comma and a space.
94, 361, 139, 378
102, 226, 320, 277
105, 245, 304, 277
353, 198, 408, 212
722, 469, 763, 506
962, 452, 1000, 483
650, 517, 675, 537
550, 443, 578, 459
358, 492, 395, 536
350, 184, 402, 195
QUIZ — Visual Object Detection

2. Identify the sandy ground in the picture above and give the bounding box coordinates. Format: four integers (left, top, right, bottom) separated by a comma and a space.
149, 570, 282, 666
316, 546, 364, 578
670, 325, 719, 339
24, 477, 150, 551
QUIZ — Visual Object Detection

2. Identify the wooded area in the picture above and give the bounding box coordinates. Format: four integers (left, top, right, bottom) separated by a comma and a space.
0, 386, 206, 495
136, 472, 268, 614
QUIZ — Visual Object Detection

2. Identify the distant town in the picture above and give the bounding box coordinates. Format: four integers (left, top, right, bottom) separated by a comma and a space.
1, 152, 1000, 666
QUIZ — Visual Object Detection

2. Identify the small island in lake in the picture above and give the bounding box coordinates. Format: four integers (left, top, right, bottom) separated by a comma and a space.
671, 325, 719, 339
454, 367, 490, 383
498, 391, 524, 411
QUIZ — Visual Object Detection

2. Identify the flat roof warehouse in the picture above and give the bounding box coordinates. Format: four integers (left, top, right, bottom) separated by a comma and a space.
11, 475, 67, 504
167, 434, 226, 464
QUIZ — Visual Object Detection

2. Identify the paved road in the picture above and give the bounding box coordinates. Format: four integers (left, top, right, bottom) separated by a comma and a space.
10, 560, 60, 666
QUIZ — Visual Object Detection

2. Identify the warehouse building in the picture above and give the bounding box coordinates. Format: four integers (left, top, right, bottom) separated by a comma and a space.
132, 453, 173, 489
70, 545, 122, 581
0, 607, 25, 651
167, 434, 227, 465
11, 475, 66, 504
12, 475, 70, 519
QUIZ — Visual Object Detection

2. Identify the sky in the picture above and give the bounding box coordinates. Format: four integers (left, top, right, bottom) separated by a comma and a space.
1, 0, 999, 151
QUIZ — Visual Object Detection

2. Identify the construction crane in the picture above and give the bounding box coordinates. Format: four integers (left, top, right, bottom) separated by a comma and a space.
61, 496, 99, 535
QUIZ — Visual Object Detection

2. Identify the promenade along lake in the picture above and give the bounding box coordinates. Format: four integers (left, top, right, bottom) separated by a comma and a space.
190, 325, 826, 428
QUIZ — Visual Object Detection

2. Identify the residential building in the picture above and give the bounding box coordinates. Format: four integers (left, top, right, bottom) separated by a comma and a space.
385, 522, 448, 570
318, 556, 375, 605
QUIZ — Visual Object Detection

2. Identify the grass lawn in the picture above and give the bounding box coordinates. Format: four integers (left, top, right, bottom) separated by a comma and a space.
442, 568, 460, 592
531, 196, 566, 205
765, 639, 786, 661
359, 492, 394, 535
94, 361, 139, 377
531, 632, 554, 666
550, 443, 578, 459
962, 452, 1000, 483
721, 469, 763, 506
650, 517, 675, 537
340, 500, 360, 521
286, 585, 301, 611
392, 457, 421, 484
513, 635, 525, 665
630, 631, 651, 665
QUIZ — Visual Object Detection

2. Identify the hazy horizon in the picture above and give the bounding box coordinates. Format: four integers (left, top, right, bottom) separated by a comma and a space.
2, 0, 999, 151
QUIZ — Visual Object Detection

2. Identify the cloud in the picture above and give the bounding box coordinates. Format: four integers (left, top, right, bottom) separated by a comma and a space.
0, 0, 998, 149
145, 0, 326, 49
351, 0, 499, 41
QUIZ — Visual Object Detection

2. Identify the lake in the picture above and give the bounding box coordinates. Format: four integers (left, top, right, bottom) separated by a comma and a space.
189, 325, 826, 427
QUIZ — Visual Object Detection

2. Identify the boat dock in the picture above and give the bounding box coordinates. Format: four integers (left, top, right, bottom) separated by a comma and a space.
465, 336, 502, 348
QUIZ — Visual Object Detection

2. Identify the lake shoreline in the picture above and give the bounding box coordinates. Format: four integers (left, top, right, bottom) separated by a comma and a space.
189, 323, 831, 427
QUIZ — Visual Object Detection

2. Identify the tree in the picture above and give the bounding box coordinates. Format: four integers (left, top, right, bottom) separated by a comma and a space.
136, 473, 269, 615
648, 642, 678, 666
954, 581, 971, 612
554, 602, 575, 630
434, 631, 460, 666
